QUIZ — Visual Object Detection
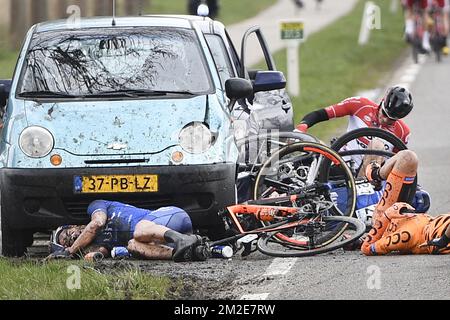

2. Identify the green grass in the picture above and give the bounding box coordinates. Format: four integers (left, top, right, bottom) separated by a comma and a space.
0, 258, 179, 300
271, 0, 407, 141
145, 0, 277, 25
0, 50, 18, 79
0, 28, 18, 79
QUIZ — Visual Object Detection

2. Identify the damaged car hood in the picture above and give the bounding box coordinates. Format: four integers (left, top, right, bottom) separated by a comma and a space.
22, 96, 209, 155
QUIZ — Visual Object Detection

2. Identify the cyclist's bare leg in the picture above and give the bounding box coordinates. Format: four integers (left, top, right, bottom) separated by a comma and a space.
405, 7, 415, 37
127, 239, 173, 259
132, 219, 201, 261
373, 150, 418, 217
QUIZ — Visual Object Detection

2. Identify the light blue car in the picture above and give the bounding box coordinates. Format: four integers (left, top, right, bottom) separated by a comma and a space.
0, 15, 291, 256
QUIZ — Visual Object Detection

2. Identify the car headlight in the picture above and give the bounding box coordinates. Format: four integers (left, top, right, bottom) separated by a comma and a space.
19, 126, 54, 158
179, 122, 213, 154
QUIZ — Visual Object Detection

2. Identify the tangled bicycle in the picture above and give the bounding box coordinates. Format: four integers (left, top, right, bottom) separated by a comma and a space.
191, 127, 409, 259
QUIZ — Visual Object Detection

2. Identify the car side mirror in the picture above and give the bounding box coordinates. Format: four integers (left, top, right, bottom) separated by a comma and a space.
0, 80, 12, 111
252, 71, 286, 93
225, 78, 254, 111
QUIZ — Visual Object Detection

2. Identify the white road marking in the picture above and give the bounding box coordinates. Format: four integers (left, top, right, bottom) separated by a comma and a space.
240, 293, 270, 300
393, 56, 427, 91
239, 258, 298, 300
399, 74, 417, 83
264, 257, 298, 276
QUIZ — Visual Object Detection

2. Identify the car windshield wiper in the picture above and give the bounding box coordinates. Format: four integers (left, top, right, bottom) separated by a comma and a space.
18, 91, 81, 98
88, 89, 196, 97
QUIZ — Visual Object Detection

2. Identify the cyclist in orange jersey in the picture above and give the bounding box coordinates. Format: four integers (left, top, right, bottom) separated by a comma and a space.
361, 149, 450, 255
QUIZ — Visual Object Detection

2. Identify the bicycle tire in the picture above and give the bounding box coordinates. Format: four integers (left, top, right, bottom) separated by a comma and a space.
236, 131, 320, 203
253, 142, 357, 247
330, 127, 407, 152
319, 127, 407, 180
236, 131, 320, 167
256, 215, 365, 257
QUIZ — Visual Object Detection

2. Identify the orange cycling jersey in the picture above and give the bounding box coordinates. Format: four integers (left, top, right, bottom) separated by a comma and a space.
361, 203, 450, 255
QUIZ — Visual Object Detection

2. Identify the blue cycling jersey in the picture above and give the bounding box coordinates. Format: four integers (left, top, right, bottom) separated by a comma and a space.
87, 200, 192, 249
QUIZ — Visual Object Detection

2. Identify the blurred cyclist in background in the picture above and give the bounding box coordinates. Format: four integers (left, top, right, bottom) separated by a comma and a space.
403, 0, 449, 54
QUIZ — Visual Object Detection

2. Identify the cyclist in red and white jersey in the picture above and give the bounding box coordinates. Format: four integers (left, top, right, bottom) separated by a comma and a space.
296, 85, 412, 145
404, 0, 449, 53
295, 86, 413, 178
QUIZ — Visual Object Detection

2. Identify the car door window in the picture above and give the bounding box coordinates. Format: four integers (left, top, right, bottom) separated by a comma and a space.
240, 27, 276, 79
205, 34, 235, 90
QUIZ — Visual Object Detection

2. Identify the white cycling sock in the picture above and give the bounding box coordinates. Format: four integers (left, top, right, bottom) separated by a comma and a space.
423, 31, 431, 51
405, 19, 414, 36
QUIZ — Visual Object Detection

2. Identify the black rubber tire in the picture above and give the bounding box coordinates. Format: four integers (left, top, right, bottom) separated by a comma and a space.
1, 223, 29, 257
412, 44, 419, 64
436, 47, 442, 62
256, 215, 366, 257
330, 127, 407, 153
321, 127, 408, 182
236, 131, 321, 203
315, 127, 408, 236
236, 131, 320, 168
253, 141, 357, 247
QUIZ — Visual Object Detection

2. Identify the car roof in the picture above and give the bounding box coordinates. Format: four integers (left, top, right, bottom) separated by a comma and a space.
34, 15, 219, 33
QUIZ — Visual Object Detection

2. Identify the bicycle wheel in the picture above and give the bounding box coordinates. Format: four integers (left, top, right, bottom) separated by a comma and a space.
253, 142, 357, 247
323, 127, 407, 178
236, 131, 319, 203
256, 215, 366, 257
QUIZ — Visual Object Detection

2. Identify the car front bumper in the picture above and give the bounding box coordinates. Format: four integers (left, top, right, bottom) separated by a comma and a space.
0, 163, 236, 231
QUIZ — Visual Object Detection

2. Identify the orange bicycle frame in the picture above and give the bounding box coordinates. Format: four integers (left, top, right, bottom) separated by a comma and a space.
227, 204, 302, 234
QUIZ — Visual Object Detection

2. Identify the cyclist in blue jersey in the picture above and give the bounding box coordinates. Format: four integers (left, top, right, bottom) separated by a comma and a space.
47, 200, 206, 262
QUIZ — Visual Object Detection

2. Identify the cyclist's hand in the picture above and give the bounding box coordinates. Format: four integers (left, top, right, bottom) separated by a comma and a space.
294, 123, 308, 133
365, 161, 383, 191
45, 249, 72, 261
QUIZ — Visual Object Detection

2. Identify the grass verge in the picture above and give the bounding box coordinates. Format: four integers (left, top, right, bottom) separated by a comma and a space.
271, 0, 407, 141
146, 0, 277, 26
0, 258, 180, 300
0, 27, 18, 79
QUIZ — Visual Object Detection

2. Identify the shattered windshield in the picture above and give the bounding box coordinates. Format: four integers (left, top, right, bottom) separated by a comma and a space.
18, 27, 212, 97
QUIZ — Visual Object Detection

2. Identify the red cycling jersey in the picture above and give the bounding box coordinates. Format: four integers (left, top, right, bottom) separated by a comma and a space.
405, 0, 447, 9
325, 96, 411, 146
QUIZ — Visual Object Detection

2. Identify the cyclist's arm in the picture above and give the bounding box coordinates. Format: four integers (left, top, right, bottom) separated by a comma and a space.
67, 201, 109, 255
296, 109, 329, 131
361, 215, 391, 256
296, 97, 364, 131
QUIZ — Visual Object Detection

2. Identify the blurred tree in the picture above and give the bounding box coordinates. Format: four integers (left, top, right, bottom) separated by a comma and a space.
10, 0, 29, 49
94, 0, 113, 16
31, 0, 48, 25
124, 0, 145, 16
71, 0, 89, 16
56, 0, 68, 19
